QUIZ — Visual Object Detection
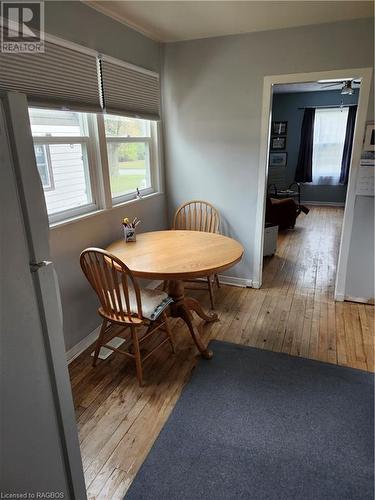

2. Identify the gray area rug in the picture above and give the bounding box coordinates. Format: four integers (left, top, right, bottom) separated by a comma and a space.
125, 340, 374, 500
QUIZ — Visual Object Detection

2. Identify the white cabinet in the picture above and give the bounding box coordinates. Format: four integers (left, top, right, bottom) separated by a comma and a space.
356, 165, 374, 196
263, 223, 278, 256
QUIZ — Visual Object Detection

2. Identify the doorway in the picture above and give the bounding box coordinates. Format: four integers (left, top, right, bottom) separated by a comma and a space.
253, 68, 373, 299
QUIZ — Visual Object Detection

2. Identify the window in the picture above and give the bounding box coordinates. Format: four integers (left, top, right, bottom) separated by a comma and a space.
312, 107, 349, 185
34, 145, 54, 190
29, 108, 160, 224
104, 114, 156, 202
29, 108, 97, 222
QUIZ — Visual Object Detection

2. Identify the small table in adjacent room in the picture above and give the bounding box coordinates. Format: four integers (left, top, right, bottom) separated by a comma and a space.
106, 230, 244, 359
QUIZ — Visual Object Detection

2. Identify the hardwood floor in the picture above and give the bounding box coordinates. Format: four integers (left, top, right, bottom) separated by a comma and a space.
69, 206, 374, 499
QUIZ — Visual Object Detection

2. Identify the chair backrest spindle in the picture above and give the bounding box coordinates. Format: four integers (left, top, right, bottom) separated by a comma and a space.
80, 248, 143, 323
173, 200, 220, 234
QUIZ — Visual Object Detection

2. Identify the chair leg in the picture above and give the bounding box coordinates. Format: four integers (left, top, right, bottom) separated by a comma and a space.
131, 325, 144, 387
93, 319, 107, 367
162, 311, 175, 353
215, 273, 220, 288
207, 275, 215, 310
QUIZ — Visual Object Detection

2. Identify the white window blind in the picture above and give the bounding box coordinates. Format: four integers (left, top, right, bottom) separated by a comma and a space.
0, 33, 161, 119
100, 57, 161, 120
0, 39, 102, 112
312, 107, 349, 185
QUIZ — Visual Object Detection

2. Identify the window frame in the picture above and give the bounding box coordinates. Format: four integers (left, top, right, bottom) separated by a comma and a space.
33, 144, 55, 191
29, 111, 99, 225
101, 115, 159, 205
312, 106, 349, 186
30, 108, 162, 226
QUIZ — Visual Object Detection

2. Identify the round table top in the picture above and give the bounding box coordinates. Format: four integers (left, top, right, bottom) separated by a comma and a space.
106, 230, 244, 280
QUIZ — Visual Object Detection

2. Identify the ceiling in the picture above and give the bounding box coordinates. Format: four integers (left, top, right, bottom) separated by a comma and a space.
273, 80, 361, 94
85, 1, 374, 42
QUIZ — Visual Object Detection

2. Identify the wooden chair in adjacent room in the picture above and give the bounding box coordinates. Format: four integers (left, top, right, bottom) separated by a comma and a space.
80, 248, 175, 386
172, 200, 221, 309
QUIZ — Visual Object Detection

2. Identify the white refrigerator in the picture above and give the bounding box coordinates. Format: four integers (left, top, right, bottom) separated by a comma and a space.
0, 92, 86, 498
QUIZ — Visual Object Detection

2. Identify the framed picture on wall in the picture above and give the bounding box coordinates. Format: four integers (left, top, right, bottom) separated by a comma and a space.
271, 136, 286, 150
364, 122, 375, 151
272, 121, 287, 135
269, 152, 287, 167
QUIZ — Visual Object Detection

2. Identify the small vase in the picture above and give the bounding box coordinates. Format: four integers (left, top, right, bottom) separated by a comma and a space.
123, 226, 136, 242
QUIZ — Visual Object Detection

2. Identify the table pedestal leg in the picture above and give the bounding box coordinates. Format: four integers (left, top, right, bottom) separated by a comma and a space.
168, 280, 218, 359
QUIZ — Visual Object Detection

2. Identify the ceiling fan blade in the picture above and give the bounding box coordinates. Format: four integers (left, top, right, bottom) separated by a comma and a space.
322, 82, 342, 88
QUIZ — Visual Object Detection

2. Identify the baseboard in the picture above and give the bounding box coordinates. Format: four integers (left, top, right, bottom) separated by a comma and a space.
183, 275, 252, 288
303, 201, 345, 207
147, 279, 163, 289
148, 276, 252, 288
334, 292, 345, 302
334, 292, 374, 304
344, 295, 375, 305
218, 275, 253, 288
251, 280, 261, 289
66, 324, 101, 364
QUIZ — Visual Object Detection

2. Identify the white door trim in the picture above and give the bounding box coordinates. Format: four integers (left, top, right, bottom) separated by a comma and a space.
253, 67, 373, 298
2, 93, 87, 498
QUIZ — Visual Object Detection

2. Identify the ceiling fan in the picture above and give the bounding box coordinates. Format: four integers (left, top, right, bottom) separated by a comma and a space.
318, 79, 361, 95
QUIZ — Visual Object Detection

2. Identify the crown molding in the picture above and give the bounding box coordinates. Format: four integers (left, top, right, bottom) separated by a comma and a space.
82, 1, 162, 42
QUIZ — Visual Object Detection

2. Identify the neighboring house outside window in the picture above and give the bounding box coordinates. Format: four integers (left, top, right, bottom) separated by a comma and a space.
312, 107, 349, 185
34, 144, 54, 191
29, 108, 95, 221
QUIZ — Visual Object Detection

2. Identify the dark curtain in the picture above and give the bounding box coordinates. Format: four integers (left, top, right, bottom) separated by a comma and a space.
340, 105, 357, 184
295, 108, 315, 183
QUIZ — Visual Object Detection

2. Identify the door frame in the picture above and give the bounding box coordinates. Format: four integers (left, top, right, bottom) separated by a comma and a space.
1, 93, 87, 498
253, 67, 373, 299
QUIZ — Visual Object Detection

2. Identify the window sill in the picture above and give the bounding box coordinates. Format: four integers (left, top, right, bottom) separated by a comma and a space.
49, 191, 163, 231
111, 187, 155, 207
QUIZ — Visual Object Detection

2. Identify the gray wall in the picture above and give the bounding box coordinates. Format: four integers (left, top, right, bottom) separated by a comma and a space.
163, 17, 374, 282
270, 90, 359, 204
44, 2, 168, 351
45, 1, 160, 72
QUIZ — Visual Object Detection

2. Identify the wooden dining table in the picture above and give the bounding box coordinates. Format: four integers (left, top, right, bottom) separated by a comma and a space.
106, 230, 244, 359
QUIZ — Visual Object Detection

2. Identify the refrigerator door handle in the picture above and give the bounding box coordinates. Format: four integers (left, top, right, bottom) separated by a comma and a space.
30, 260, 52, 272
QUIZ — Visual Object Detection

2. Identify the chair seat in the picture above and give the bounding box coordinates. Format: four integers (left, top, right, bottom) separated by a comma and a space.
110, 284, 173, 321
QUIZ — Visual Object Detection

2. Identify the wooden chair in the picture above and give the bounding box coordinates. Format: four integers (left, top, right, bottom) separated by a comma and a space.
172, 200, 221, 309
80, 248, 175, 386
